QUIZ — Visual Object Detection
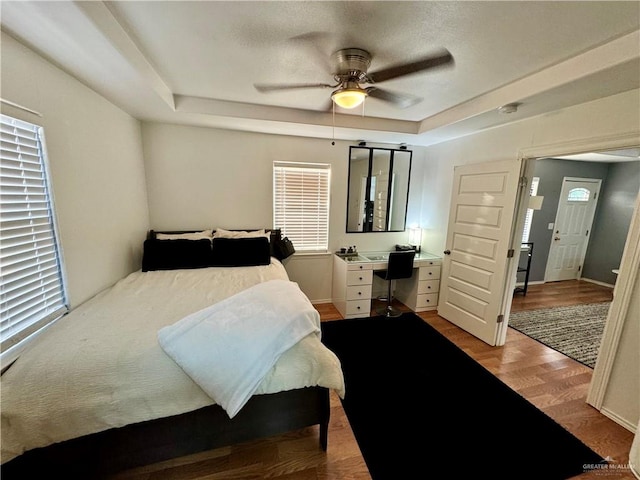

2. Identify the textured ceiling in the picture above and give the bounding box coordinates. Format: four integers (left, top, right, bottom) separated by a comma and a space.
1, 1, 639, 145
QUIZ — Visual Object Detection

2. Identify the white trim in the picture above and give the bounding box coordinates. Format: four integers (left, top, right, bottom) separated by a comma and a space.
311, 298, 333, 305
0, 98, 42, 117
514, 280, 546, 287
580, 277, 615, 289
587, 190, 640, 409
600, 406, 638, 434
290, 251, 332, 258
519, 132, 640, 160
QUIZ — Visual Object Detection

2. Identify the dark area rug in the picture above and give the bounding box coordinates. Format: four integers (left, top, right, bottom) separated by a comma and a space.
508, 302, 610, 368
321, 313, 604, 480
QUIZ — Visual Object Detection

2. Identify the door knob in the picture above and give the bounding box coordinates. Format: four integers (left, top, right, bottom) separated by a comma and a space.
554, 237, 560, 241
444, 249, 451, 255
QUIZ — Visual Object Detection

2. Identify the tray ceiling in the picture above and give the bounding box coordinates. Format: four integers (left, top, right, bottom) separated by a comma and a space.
1, 1, 639, 146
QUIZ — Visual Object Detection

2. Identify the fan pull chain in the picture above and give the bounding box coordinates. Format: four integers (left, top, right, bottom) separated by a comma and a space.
331, 101, 335, 146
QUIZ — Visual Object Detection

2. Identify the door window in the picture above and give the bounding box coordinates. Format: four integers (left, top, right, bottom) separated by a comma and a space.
567, 187, 590, 202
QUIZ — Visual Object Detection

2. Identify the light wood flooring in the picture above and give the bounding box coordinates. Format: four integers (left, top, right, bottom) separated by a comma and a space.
111, 280, 633, 480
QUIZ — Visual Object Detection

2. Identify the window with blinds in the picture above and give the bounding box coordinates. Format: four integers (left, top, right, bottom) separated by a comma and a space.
1, 114, 68, 355
273, 162, 331, 252
522, 177, 540, 243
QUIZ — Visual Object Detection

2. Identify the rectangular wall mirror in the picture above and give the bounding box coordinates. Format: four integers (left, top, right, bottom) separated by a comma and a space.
346, 146, 412, 232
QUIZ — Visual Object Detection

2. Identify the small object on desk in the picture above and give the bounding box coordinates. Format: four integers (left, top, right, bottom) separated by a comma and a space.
336, 246, 358, 258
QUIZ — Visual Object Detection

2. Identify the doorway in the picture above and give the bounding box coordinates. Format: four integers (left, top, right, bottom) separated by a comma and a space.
517, 155, 638, 291
509, 150, 639, 369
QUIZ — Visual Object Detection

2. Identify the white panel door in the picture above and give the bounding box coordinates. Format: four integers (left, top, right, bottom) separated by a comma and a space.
545, 178, 600, 282
438, 159, 522, 346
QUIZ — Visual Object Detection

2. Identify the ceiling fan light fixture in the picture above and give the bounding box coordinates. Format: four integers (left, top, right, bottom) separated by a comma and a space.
331, 88, 367, 109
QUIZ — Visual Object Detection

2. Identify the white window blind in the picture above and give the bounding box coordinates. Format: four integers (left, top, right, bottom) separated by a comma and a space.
273, 162, 331, 252
1, 114, 67, 354
522, 177, 540, 243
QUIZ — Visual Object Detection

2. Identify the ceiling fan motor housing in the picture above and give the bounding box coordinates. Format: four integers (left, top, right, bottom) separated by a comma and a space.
334, 48, 371, 80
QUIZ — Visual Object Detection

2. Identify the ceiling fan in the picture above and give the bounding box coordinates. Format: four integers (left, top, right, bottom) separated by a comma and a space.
254, 47, 454, 110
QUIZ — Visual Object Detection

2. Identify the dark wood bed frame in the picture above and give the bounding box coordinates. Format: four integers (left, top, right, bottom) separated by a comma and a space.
1, 229, 332, 478
2, 387, 330, 478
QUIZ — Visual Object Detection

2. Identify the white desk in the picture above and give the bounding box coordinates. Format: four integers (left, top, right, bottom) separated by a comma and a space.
331, 251, 442, 319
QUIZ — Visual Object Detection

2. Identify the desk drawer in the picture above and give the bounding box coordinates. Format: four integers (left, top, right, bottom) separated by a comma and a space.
347, 270, 373, 286
416, 293, 439, 309
418, 266, 441, 281
347, 284, 372, 301
417, 279, 440, 295
346, 263, 373, 271
346, 299, 370, 316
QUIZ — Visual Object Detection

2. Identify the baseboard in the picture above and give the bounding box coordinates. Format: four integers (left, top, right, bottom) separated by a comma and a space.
599, 406, 637, 434
526, 278, 615, 289
311, 299, 333, 305
581, 277, 615, 289
514, 280, 545, 287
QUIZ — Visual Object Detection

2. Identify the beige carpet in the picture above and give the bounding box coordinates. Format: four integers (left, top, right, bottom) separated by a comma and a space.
508, 302, 610, 368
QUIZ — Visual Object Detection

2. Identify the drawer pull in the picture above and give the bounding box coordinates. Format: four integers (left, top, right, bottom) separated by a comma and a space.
358, 291, 362, 295
426, 299, 430, 303
359, 277, 363, 281
357, 306, 361, 310
359, 265, 363, 269
428, 272, 432, 275
427, 286, 431, 289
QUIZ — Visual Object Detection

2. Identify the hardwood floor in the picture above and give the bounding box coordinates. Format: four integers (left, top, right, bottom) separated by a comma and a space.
111, 280, 633, 480
511, 279, 614, 312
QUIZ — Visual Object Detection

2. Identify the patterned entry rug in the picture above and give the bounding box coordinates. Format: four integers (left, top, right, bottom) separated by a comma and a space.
508, 302, 611, 368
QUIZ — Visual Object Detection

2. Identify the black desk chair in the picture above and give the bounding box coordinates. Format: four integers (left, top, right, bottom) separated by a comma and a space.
375, 251, 416, 317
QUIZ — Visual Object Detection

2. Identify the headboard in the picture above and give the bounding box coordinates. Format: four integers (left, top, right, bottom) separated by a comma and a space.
147, 228, 282, 242
142, 228, 289, 272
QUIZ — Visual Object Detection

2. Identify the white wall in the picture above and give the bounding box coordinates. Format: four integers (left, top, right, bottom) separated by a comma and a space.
1, 33, 150, 308
420, 88, 640, 432
141, 123, 427, 302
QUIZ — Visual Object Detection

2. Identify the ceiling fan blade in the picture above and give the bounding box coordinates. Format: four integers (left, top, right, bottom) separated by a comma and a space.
367, 49, 454, 83
366, 87, 422, 108
254, 82, 335, 93
289, 31, 334, 74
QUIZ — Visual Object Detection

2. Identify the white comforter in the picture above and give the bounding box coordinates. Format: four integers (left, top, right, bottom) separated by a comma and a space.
0, 260, 345, 464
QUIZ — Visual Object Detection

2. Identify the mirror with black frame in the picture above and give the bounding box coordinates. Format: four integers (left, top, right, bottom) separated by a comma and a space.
346, 146, 412, 232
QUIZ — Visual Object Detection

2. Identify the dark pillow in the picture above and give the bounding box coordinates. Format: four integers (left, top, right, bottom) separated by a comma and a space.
142, 239, 213, 271
211, 237, 271, 267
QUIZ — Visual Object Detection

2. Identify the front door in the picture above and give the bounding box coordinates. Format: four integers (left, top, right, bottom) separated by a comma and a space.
545, 178, 601, 282
438, 159, 522, 346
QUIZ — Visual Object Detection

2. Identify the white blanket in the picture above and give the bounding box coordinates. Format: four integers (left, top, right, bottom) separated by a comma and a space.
158, 280, 320, 418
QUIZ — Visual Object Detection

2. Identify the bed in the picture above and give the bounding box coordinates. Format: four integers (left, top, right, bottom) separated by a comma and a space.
0, 228, 345, 478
